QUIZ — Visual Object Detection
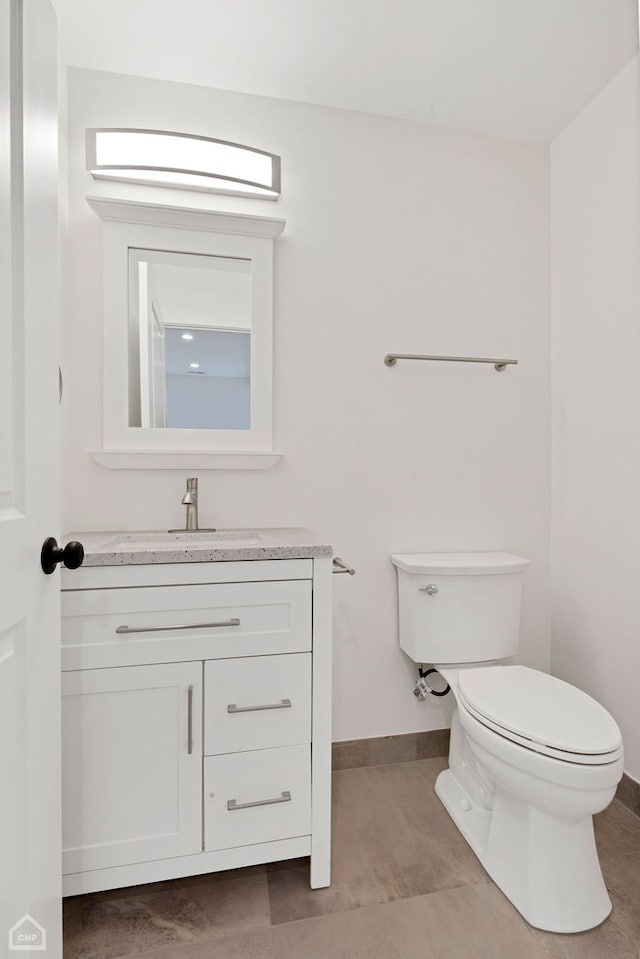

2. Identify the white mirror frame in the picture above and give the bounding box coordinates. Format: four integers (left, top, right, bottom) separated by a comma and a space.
86, 197, 285, 470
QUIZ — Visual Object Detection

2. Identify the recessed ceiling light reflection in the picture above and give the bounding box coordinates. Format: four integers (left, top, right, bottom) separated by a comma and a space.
181, 333, 194, 340
189, 362, 200, 369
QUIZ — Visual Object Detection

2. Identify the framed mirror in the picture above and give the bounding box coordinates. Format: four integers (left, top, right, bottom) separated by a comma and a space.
87, 197, 285, 469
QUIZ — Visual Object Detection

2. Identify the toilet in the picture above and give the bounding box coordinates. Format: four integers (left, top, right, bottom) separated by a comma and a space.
391, 551, 623, 934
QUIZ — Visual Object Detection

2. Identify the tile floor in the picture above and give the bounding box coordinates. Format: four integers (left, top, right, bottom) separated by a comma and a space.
63, 758, 640, 959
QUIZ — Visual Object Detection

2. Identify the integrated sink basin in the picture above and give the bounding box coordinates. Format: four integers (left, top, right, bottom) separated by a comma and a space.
102, 530, 263, 551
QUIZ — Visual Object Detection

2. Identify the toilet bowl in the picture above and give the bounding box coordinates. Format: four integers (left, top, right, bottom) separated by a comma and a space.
391, 552, 623, 933
437, 665, 623, 933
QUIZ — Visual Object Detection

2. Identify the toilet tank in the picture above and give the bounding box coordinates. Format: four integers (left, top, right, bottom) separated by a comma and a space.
391, 552, 530, 665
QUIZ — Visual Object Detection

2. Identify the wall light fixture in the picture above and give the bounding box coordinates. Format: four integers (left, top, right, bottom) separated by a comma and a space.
86, 128, 281, 199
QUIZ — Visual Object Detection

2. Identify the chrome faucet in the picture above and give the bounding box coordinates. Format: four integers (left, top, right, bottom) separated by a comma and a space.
169, 477, 217, 533
181, 477, 199, 531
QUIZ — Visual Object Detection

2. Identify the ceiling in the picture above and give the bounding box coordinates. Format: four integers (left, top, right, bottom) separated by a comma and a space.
53, 0, 638, 142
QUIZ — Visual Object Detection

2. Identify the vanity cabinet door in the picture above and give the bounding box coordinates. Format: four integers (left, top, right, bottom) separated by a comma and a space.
62, 662, 202, 876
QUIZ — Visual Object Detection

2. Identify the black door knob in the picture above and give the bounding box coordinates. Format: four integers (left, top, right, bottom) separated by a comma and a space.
41, 537, 85, 575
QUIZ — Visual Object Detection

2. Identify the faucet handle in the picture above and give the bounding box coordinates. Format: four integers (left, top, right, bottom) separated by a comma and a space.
181, 477, 198, 507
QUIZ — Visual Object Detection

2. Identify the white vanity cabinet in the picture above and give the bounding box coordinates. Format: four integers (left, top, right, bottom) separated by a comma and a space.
60, 553, 332, 896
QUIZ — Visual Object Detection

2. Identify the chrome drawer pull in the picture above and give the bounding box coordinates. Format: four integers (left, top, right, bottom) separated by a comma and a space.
115, 618, 241, 635
227, 790, 291, 812
187, 684, 194, 755
227, 698, 292, 714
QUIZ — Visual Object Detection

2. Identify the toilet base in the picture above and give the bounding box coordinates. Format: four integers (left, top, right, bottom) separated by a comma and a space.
435, 765, 612, 933
435, 767, 490, 861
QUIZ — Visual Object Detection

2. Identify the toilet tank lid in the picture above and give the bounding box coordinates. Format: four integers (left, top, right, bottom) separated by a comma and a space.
390, 552, 530, 575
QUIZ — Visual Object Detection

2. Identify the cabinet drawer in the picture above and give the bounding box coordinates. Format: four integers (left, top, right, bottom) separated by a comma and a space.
204, 654, 311, 755
61, 580, 311, 670
204, 745, 311, 851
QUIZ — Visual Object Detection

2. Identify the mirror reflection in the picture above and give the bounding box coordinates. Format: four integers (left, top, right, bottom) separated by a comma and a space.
128, 249, 251, 430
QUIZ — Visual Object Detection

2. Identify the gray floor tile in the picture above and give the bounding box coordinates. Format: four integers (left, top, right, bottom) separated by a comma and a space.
118, 930, 274, 959
271, 883, 548, 959
267, 758, 489, 925
594, 798, 640, 951
63, 864, 267, 912
63, 760, 640, 959
63, 871, 270, 959
531, 915, 638, 959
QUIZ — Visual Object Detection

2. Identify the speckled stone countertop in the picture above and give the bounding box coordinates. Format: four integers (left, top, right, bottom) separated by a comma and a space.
66, 528, 333, 567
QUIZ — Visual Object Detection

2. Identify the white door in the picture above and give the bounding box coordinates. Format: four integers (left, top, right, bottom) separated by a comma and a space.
0, 1, 62, 956
61, 663, 203, 880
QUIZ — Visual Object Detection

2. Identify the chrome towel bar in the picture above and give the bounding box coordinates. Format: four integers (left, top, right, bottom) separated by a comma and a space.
333, 557, 355, 576
384, 353, 518, 372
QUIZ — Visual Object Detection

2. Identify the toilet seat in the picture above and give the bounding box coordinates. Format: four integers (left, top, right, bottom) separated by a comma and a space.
457, 666, 622, 766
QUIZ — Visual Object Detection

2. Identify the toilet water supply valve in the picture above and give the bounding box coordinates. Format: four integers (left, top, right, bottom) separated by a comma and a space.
413, 667, 451, 702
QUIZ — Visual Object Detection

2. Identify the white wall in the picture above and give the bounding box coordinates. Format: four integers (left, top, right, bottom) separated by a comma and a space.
63, 67, 551, 743
551, 56, 640, 781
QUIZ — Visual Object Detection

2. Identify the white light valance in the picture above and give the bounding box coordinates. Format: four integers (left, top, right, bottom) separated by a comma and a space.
86, 128, 281, 200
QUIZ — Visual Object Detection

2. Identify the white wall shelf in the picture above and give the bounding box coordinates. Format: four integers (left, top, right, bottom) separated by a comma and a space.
86, 196, 286, 237
88, 449, 282, 470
